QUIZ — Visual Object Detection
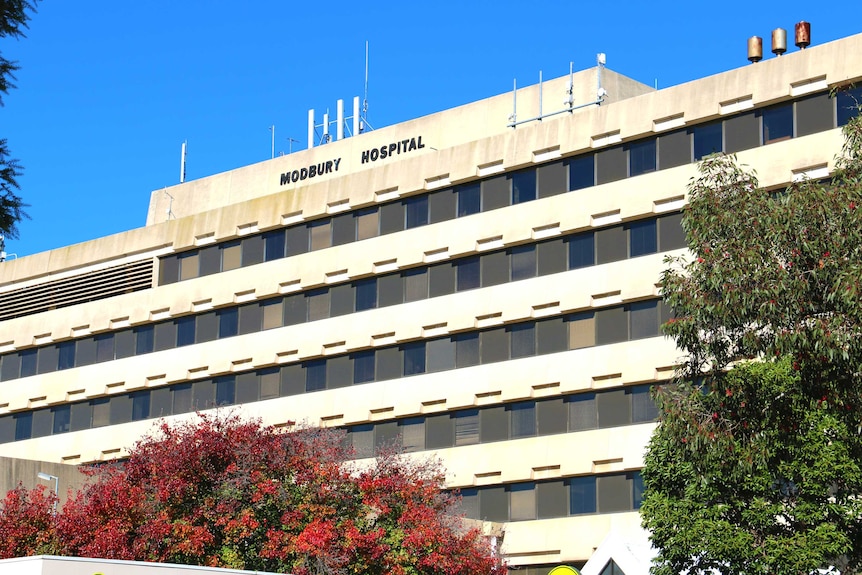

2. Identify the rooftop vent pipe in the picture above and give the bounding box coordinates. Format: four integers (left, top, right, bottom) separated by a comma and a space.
748, 36, 763, 63
795, 21, 811, 49
772, 28, 787, 56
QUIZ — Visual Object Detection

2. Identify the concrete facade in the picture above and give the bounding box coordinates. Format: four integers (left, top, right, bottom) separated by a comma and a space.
0, 32, 860, 572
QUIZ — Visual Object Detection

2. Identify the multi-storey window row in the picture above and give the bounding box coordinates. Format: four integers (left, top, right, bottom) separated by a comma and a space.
345, 384, 658, 458
158, 89, 861, 286
0, 299, 667, 444
0, 213, 683, 383
456, 471, 644, 522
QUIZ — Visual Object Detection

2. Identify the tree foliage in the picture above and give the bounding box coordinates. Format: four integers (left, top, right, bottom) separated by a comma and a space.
641, 109, 862, 575
0, 0, 36, 238
0, 414, 502, 575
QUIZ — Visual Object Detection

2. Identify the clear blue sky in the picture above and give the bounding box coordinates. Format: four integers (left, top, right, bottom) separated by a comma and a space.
2, 1, 859, 258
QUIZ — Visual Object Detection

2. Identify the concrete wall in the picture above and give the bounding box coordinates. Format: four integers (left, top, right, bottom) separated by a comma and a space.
0, 457, 88, 505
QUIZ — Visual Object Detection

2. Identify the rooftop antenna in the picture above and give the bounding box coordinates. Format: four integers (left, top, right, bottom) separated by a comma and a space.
165, 189, 176, 221
179, 141, 187, 183
361, 41, 374, 132
286, 137, 300, 154
269, 125, 275, 159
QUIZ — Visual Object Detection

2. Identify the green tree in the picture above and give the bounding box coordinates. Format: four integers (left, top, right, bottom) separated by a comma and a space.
0, 0, 37, 239
641, 108, 862, 575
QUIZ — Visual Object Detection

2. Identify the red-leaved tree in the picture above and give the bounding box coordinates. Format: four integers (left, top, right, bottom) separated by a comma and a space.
0, 414, 502, 575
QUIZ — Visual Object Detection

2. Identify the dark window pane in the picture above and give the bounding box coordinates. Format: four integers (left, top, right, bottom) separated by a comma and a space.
837, 86, 862, 127
95, 334, 114, 363
480, 406, 507, 443
454, 410, 479, 446
241, 235, 264, 266
377, 274, 403, 307
658, 129, 690, 169
693, 122, 723, 160
135, 325, 155, 355
596, 306, 628, 345
380, 202, 405, 235
405, 196, 429, 229
131, 390, 151, 421
154, 321, 176, 352
58, 341, 76, 371
110, 394, 133, 425
598, 474, 631, 513
761, 104, 793, 144
196, 311, 218, 343
376, 347, 402, 381
114, 329, 135, 359
456, 257, 480, 291
159, 255, 179, 285
628, 140, 656, 176
481, 175, 510, 211
305, 360, 327, 392
510, 245, 536, 281
401, 341, 427, 376
597, 389, 631, 428
457, 183, 481, 216
91, 398, 110, 428
330, 284, 354, 317
509, 483, 537, 521
537, 398, 567, 435
568, 233, 595, 269
537, 480, 568, 519
52, 405, 71, 434
426, 338, 456, 372
327, 355, 353, 389
569, 476, 597, 515
191, 380, 215, 411
20, 349, 37, 377
480, 328, 508, 364
374, 421, 400, 455
456, 334, 480, 368
630, 300, 659, 340
353, 350, 375, 384
658, 212, 686, 251
27, 411, 49, 441
215, 376, 236, 406
331, 213, 355, 246
75, 337, 97, 367
403, 268, 428, 302
306, 289, 330, 322
400, 418, 425, 452
173, 384, 193, 414
631, 385, 659, 423
596, 146, 627, 185
151, 387, 172, 417
481, 251, 509, 287
628, 219, 657, 257
429, 262, 456, 297
633, 471, 645, 510
569, 155, 595, 190
176, 316, 196, 347
459, 488, 479, 519
350, 425, 374, 459
280, 364, 305, 397
355, 278, 377, 311
538, 239, 567, 276
724, 112, 759, 153
218, 307, 239, 338
796, 92, 833, 137
283, 294, 307, 326
537, 318, 567, 355
198, 245, 220, 276
1, 353, 20, 381
480, 486, 508, 522
511, 170, 537, 204
569, 393, 598, 431
286, 225, 309, 256
70, 402, 92, 432
236, 372, 260, 404
537, 160, 567, 198
263, 229, 286, 261
429, 189, 457, 224
596, 226, 626, 264
259, 369, 280, 400
509, 323, 536, 358
509, 402, 537, 438
425, 414, 454, 449
15, 412, 32, 440
37, 345, 59, 375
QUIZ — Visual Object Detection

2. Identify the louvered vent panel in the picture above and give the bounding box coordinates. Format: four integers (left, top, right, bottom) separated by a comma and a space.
0, 259, 154, 321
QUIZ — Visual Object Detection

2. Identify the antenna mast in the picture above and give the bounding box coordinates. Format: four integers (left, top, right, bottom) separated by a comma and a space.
180, 141, 187, 183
